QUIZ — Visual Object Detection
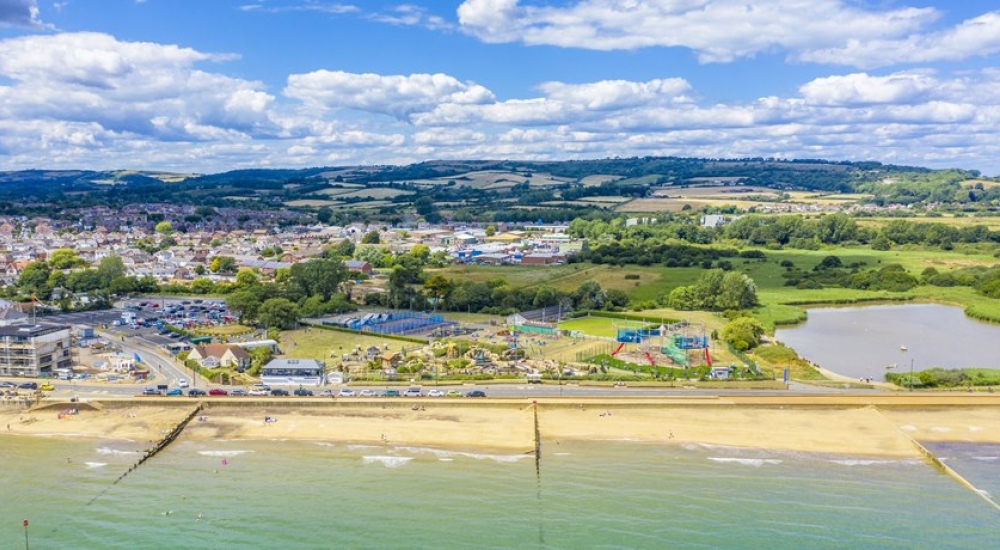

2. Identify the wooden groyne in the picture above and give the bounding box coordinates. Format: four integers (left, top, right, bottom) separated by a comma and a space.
113, 404, 203, 485
873, 407, 1000, 515
533, 400, 541, 478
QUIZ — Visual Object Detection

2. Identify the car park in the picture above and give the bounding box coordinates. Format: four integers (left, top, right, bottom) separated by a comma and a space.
188, 388, 207, 396
208, 388, 229, 396
338, 388, 356, 397
270, 389, 290, 396
403, 388, 423, 398
426, 389, 445, 398
465, 390, 487, 398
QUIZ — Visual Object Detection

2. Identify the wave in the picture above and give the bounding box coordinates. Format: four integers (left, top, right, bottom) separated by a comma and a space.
708, 457, 782, 467
197, 450, 254, 457
971, 456, 999, 462
347, 445, 380, 452
95, 447, 139, 456
312, 442, 336, 448
830, 459, 900, 467
394, 446, 530, 463
84, 462, 107, 468
362, 456, 413, 468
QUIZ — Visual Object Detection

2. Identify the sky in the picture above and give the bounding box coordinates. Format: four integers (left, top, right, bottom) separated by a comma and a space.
2, 1, 1000, 175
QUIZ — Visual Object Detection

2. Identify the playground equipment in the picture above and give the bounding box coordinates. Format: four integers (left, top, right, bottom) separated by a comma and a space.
659, 325, 709, 368
611, 342, 625, 357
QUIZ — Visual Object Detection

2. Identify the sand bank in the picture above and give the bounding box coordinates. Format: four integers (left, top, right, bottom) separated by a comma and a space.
4, 396, 1000, 457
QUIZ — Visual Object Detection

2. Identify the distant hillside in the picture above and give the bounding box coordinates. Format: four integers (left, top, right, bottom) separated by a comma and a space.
0, 157, 990, 223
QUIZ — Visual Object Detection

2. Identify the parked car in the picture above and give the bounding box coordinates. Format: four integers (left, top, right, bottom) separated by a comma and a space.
188, 388, 207, 397
294, 388, 314, 397
359, 389, 377, 398
381, 389, 401, 398
18, 382, 37, 390
271, 389, 290, 396
403, 388, 423, 398
465, 390, 487, 398
40, 383, 55, 391
229, 389, 247, 396
320, 389, 335, 397
248, 388, 270, 396
166, 388, 184, 396
338, 388, 357, 397
426, 389, 445, 398
177, 378, 189, 388
0, 382, 14, 389
446, 390, 463, 397
208, 388, 229, 396
142, 387, 161, 396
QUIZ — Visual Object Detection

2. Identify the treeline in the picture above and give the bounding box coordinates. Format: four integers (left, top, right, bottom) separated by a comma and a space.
568, 213, 1000, 252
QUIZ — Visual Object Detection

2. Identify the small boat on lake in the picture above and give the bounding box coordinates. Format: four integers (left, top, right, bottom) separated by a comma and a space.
900, 345, 908, 351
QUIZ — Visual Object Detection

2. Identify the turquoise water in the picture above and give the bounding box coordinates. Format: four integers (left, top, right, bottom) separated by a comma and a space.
2, 435, 998, 549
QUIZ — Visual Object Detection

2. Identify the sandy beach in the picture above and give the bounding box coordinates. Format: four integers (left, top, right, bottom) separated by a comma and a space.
4, 396, 1000, 458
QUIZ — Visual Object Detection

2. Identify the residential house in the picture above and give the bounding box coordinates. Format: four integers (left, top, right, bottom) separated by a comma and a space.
187, 344, 252, 370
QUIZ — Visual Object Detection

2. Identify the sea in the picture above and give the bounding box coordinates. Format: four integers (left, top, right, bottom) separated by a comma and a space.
2, 435, 998, 549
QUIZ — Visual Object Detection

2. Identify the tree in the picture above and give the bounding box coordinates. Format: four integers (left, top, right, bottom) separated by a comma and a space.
717, 271, 759, 310
247, 346, 274, 376
317, 206, 334, 225
326, 238, 355, 259
572, 280, 607, 310
722, 317, 765, 351
18, 261, 51, 299
48, 248, 86, 269
423, 275, 454, 310
258, 298, 300, 329
235, 268, 259, 288
361, 231, 381, 244
154, 221, 173, 235
190, 278, 216, 294
210, 256, 238, 274
96, 256, 126, 287
288, 258, 348, 301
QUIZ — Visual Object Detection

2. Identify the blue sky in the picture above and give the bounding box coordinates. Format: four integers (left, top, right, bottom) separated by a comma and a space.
2, 0, 1000, 174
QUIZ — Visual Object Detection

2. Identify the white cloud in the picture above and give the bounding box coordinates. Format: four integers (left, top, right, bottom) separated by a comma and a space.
798, 11, 1000, 69
283, 70, 495, 120
6, 31, 1000, 174
368, 4, 452, 31
0, 32, 277, 147
239, 1, 358, 14
456, 0, 936, 64
0, 0, 45, 28
799, 72, 940, 106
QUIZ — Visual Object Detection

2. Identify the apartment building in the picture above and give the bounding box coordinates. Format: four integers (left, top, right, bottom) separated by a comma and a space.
0, 324, 73, 377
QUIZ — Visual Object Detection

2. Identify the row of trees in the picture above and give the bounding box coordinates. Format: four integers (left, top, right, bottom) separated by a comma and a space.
568, 213, 1000, 253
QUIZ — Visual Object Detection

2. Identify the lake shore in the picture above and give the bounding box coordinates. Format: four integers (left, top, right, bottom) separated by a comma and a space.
5, 396, 1000, 457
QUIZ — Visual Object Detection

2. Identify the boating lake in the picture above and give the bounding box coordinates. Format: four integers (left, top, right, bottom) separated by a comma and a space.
775, 303, 1000, 380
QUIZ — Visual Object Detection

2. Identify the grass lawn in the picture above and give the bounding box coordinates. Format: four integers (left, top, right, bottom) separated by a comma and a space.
279, 327, 415, 363
195, 324, 254, 337
558, 316, 620, 338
